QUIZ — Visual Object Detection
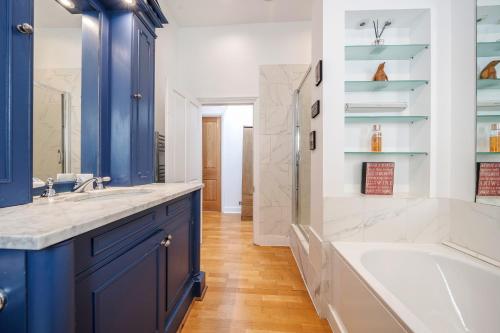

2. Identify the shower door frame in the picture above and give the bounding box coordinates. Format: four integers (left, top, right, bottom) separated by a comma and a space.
292, 66, 312, 240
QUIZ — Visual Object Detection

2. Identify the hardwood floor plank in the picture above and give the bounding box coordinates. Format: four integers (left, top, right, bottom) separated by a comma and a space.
180, 212, 331, 333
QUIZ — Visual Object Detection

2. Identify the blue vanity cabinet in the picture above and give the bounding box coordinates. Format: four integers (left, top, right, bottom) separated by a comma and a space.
0, 0, 33, 208
75, 231, 165, 333
110, 13, 156, 186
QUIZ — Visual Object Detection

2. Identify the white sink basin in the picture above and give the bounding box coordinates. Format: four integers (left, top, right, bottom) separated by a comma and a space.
65, 189, 154, 203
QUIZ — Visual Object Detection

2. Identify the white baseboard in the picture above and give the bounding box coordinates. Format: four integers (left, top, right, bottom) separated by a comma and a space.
254, 234, 289, 247
222, 206, 241, 214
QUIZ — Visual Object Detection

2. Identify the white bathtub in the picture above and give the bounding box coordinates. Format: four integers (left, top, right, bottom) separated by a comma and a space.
330, 242, 500, 333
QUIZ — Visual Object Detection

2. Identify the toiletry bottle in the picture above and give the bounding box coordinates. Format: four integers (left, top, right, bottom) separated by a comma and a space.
490, 123, 500, 153
371, 124, 382, 152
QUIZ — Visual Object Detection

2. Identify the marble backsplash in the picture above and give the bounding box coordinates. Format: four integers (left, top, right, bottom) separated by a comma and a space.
324, 196, 500, 263
257, 65, 308, 239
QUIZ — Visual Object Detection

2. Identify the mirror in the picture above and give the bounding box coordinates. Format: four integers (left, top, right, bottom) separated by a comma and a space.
33, 0, 82, 185
476, 0, 500, 206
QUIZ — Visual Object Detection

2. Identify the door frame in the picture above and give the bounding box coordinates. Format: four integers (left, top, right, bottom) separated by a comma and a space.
199, 98, 260, 242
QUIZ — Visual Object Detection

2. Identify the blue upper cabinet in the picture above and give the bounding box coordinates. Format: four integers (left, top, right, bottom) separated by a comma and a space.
0, 0, 33, 208
110, 14, 156, 186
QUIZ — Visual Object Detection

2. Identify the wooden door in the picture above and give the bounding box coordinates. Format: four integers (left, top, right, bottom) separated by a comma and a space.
241, 127, 254, 221
202, 117, 221, 211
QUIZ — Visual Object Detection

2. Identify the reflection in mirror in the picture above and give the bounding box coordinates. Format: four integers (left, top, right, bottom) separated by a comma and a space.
476, 0, 500, 206
33, 0, 82, 185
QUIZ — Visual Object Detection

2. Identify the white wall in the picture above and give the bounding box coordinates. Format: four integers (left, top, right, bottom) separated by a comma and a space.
178, 21, 312, 99
155, 5, 202, 183
34, 28, 82, 69
202, 105, 254, 213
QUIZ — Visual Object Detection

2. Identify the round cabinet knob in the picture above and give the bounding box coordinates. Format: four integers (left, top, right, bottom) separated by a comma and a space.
16, 23, 34, 34
161, 238, 171, 248
0, 290, 7, 312
167, 234, 173, 241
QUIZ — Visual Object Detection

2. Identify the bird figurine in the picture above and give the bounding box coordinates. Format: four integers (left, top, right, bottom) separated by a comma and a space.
373, 62, 389, 81
480, 60, 500, 80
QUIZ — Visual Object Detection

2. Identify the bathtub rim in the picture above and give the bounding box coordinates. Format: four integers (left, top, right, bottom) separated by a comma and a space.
331, 242, 500, 333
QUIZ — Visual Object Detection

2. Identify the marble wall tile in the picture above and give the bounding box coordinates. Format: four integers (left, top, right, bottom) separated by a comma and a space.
35, 68, 82, 175
449, 200, 500, 263
257, 64, 308, 239
323, 197, 450, 243
290, 226, 322, 312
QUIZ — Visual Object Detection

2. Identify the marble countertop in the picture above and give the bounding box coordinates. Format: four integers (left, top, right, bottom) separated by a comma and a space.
0, 182, 203, 250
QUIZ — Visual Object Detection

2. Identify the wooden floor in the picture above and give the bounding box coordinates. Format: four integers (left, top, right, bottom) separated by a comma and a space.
181, 212, 331, 333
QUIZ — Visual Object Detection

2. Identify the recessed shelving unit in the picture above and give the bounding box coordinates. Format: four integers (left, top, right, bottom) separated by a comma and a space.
343, 8, 431, 197
477, 41, 500, 57
477, 79, 500, 90
345, 80, 428, 92
345, 115, 428, 123
345, 44, 429, 60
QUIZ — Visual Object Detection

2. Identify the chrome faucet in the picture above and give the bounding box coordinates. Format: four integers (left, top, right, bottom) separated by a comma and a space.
41, 178, 57, 198
73, 176, 111, 193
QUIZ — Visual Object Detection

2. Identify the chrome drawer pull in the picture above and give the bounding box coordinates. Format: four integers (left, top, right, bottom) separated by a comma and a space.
132, 93, 143, 100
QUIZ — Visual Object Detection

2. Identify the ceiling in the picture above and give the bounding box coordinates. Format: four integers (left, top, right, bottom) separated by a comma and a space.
35, 0, 82, 29
164, 0, 313, 27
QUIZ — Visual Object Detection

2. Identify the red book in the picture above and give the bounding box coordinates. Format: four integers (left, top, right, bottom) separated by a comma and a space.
361, 162, 395, 195
477, 162, 500, 196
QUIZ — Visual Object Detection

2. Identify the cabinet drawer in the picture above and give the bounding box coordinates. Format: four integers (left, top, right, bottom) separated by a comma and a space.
75, 210, 160, 275
165, 196, 191, 221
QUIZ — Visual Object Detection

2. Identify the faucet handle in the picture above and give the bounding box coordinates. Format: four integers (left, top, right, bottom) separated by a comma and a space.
96, 177, 104, 190
41, 177, 57, 197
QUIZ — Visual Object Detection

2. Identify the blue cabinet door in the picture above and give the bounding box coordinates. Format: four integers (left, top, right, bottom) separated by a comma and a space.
0, 0, 33, 208
132, 17, 154, 185
164, 213, 192, 313
75, 230, 164, 333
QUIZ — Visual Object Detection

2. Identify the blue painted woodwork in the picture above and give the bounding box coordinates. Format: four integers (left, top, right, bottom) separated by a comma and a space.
27, 240, 75, 333
0, 0, 33, 208
81, 2, 111, 177
0, 191, 205, 333
110, 13, 155, 186
0, 251, 27, 333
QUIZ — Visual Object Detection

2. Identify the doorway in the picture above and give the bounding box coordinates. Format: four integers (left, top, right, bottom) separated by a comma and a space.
201, 105, 254, 219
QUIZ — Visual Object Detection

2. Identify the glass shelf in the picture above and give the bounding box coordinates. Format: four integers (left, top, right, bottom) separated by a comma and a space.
477, 41, 500, 57
345, 151, 428, 156
345, 44, 429, 60
345, 115, 428, 123
477, 115, 500, 122
477, 101, 500, 111
477, 152, 500, 155
477, 79, 500, 90
345, 80, 428, 92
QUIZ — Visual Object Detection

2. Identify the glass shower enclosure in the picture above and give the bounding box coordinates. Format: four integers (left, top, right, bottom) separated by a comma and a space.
293, 67, 313, 239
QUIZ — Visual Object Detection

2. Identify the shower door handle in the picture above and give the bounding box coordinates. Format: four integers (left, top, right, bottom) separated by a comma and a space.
58, 149, 63, 165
